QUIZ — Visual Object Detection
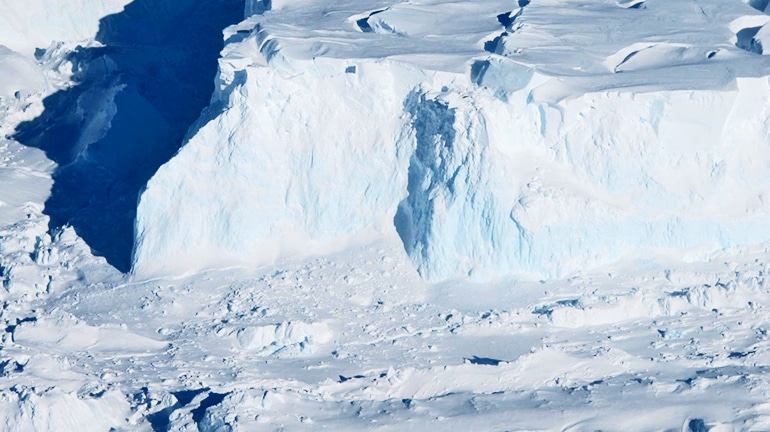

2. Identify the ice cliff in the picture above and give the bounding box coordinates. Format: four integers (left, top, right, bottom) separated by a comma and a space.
134, 0, 770, 281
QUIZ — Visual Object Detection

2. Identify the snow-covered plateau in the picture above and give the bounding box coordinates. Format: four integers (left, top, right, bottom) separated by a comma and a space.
4, 0, 770, 431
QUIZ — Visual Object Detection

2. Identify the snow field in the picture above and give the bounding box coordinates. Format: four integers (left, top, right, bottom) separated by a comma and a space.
0, 0, 131, 56
5, 0, 770, 430
7, 238, 770, 430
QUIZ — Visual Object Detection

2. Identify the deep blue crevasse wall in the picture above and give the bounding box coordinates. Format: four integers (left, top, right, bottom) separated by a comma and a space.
13, 0, 244, 272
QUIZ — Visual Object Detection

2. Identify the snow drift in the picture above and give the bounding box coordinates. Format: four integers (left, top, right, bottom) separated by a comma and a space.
134, 0, 770, 281
0, 0, 131, 56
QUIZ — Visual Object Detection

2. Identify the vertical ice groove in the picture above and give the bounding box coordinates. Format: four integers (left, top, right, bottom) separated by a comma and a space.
395, 91, 527, 281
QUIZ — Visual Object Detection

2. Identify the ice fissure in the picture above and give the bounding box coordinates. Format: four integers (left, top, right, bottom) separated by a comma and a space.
395, 91, 528, 280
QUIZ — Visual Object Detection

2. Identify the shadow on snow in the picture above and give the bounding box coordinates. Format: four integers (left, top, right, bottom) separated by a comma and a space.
12, 0, 243, 272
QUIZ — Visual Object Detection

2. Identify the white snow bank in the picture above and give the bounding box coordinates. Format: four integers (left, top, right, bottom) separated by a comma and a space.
134, 0, 770, 281
10, 311, 168, 353
317, 347, 638, 401
0, 387, 130, 432
0, 47, 46, 97
221, 320, 334, 357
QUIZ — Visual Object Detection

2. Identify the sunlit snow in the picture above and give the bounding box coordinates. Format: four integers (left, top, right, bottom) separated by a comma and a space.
3, 0, 770, 431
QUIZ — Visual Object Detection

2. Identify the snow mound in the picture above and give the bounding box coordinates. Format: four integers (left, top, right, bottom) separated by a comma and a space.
0, 387, 130, 432
10, 311, 168, 353
604, 43, 716, 73
223, 320, 334, 357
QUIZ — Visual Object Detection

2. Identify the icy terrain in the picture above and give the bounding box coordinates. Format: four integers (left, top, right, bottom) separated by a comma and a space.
4, 0, 770, 431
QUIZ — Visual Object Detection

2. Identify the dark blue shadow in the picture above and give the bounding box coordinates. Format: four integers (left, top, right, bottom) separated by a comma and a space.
12, 0, 244, 272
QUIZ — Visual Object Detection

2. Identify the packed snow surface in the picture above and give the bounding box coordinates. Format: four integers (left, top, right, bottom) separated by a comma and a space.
0, 0, 131, 56
5, 0, 770, 431
135, 0, 770, 281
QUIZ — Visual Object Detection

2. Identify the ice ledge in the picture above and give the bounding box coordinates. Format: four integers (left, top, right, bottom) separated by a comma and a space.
227, 0, 770, 95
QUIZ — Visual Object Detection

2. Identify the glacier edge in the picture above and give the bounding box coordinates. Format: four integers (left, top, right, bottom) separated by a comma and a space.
133, 4, 770, 282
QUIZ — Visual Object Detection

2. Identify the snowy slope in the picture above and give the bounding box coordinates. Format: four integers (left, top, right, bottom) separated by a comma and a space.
0, 0, 131, 56
135, 0, 770, 281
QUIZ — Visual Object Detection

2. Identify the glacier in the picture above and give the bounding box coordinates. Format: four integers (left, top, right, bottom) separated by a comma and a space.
9, 1, 770, 430
134, 0, 770, 281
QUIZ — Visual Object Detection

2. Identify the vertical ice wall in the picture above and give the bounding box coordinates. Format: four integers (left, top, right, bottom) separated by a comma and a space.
393, 77, 770, 280
132, 1, 770, 281
134, 53, 770, 281
132, 59, 426, 275
245, 0, 272, 16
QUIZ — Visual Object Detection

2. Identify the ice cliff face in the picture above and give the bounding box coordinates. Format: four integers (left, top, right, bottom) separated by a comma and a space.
133, 59, 421, 274
134, 0, 770, 281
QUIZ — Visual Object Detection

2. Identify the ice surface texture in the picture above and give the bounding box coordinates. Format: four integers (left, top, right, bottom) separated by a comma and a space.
12, 0, 244, 271
0, 0, 131, 56
132, 0, 770, 281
